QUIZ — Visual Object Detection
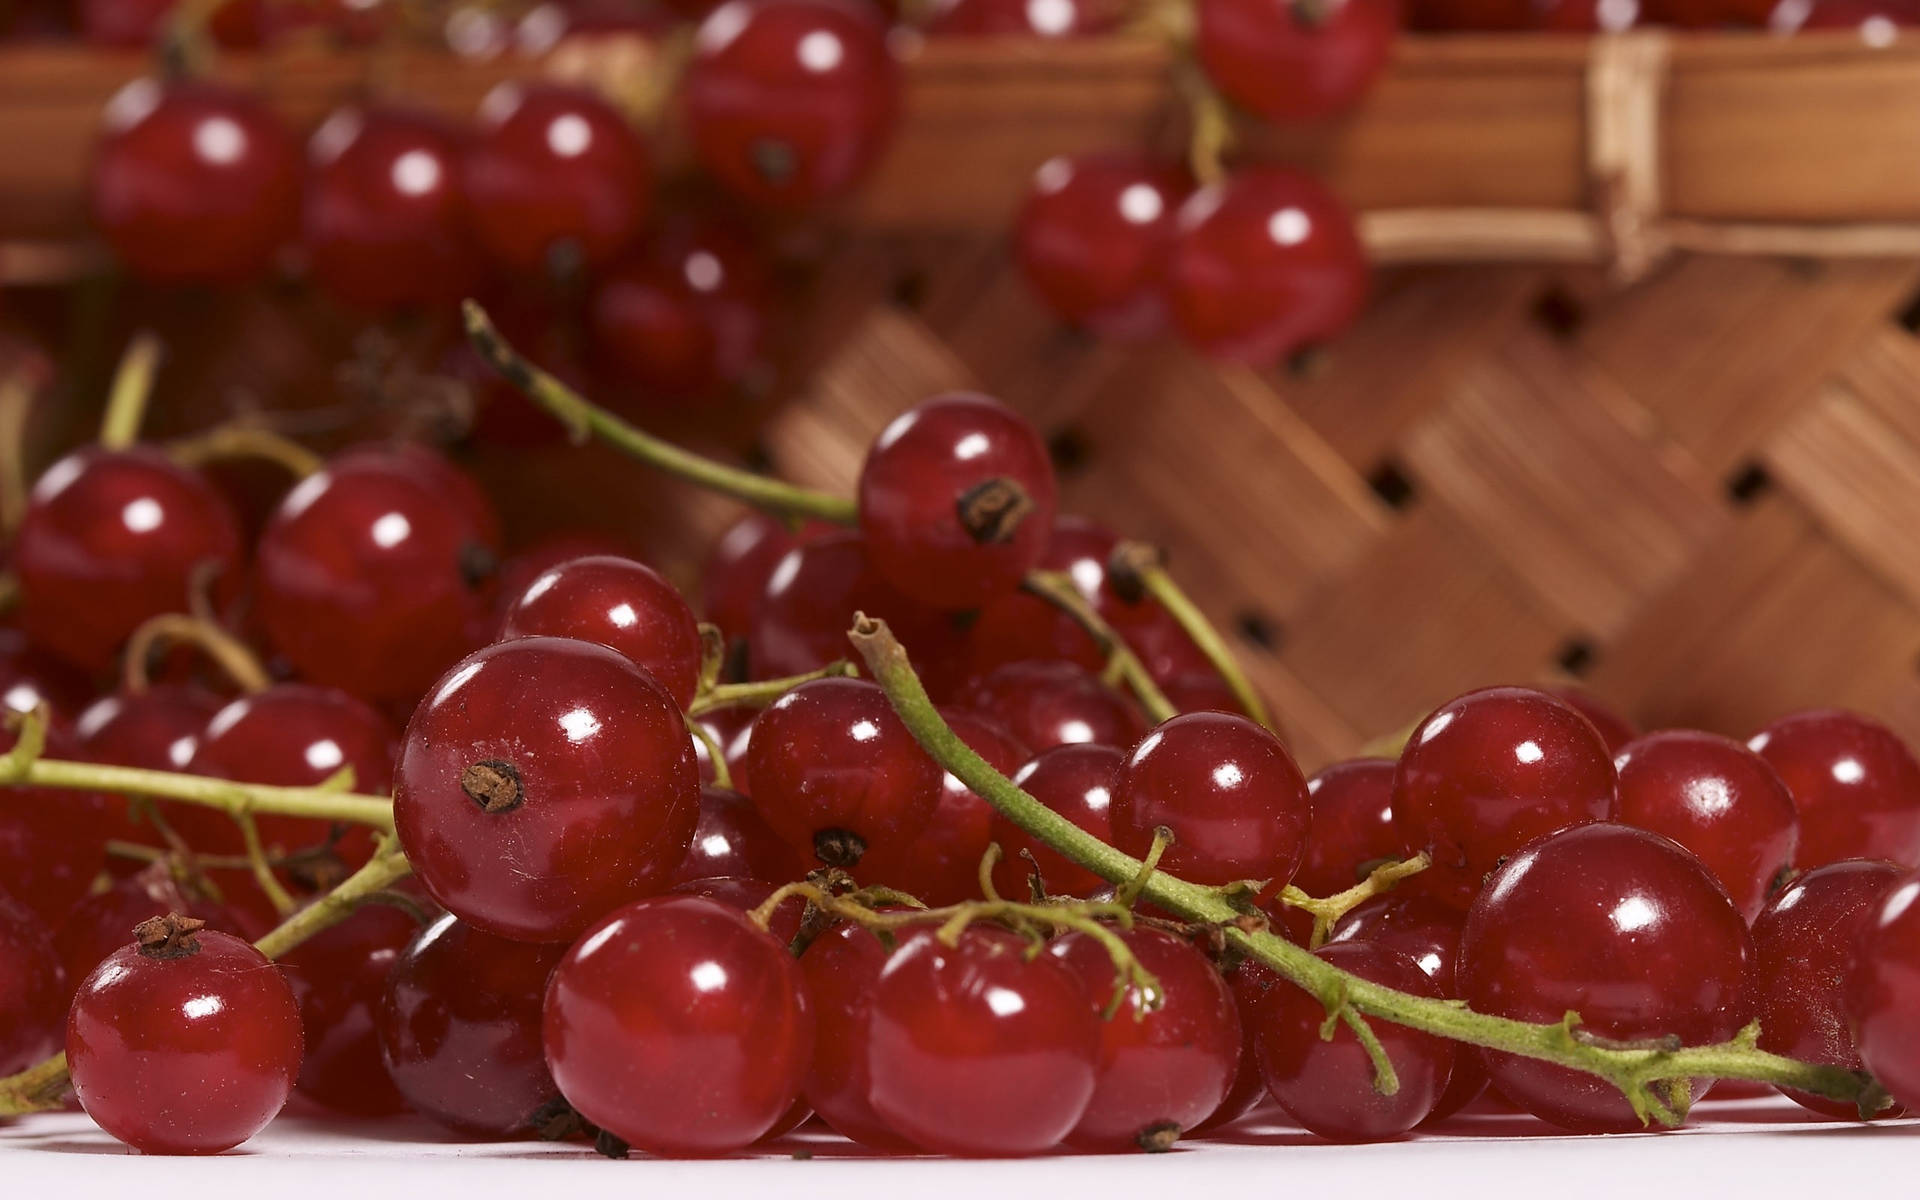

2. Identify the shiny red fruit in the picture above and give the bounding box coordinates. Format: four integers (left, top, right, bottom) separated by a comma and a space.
1049, 925, 1241, 1149
1845, 869, 1920, 1113
464, 83, 649, 275
1166, 167, 1369, 365
78, 0, 173, 44
68, 923, 303, 1155
543, 894, 813, 1155
1752, 859, 1905, 1117
1017, 156, 1182, 335
304, 107, 479, 312
0, 724, 110, 924
1459, 823, 1753, 1132
1613, 730, 1799, 922
0, 890, 64, 1076
0, 629, 94, 727
280, 902, 419, 1115
684, 0, 900, 209
394, 636, 699, 943
676, 784, 806, 884
1750, 709, 1920, 868
745, 676, 942, 867
927, 0, 1120, 31
498, 554, 703, 708
962, 659, 1146, 752
693, 705, 758, 794
1111, 711, 1311, 888
92, 80, 300, 284
52, 865, 253, 1007
667, 874, 810, 946
868, 924, 1099, 1155
797, 919, 914, 1150
1194, 0, 1398, 124
378, 912, 566, 1137
857, 393, 1059, 612
589, 215, 771, 399
1392, 686, 1617, 908
1541, 684, 1638, 754
15, 446, 243, 673
702, 511, 810, 641
1294, 757, 1404, 897
993, 742, 1123, 898
856, 711, 1030, 905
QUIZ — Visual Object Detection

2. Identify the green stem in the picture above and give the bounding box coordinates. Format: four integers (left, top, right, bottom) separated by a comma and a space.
167, 423, 324, 479
462, 301, 858, 526
1022, 571, 1176, 724
689, 660, 860, 717
98, 331, 163, 450
1111, 542, 1274, 732
1274, 851, 1432, 948
685, 713, 733, 791
848, 616, 1878, 1126
233, 811, 297, 917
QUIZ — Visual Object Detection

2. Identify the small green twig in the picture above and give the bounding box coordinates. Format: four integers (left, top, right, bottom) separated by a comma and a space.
99, 331, 164, 450
1109, 542, 1274, 731
1273, 851, 1433, 948
123, 612, 271, 695
1116, 826, 1173, 909
166, 423, 324, 479
685, 713, 733, 792
233, 811, 297, 917
688, 660, 859, 717
1021, 570, 1176, 724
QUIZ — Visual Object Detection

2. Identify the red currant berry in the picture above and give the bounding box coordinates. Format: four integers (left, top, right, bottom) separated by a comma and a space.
868, 924, 1099, 1155
857, 393, 1058, 612
78, 0, 172, 44
464, 83, 650, 275
395, 636, 699, 943
1750, 709, 1920, 868
0, 724, 111, 924
0, 890, 64, 1076
1254, 941, 1453, 1141
1111, 711, 1311, 888
1166, 167, 1369, 365
378, 912, 567, 1137
1844, 869, 1920, 1113
1459, 823, 1753, 1132
745, 676, 942, 867
498, 554, 703, 708
993, 742, 1124, 898
280, 902, 419, 1116
1016, 156, 1182, 335
927, 0, 1119, 29
962, 659, 1146, 752
1613, 730, 1799, 922
52, 865, 255, 1004
256, 445, 500, 705
797, 919, 914, 1149
702, 511, 810, 642
589, 214, 771, 399
1392, 686, 1617, 908
486, 532, 635, 635
1201, 955, 1282, 1132
1049, 925, 1241, 1149
15, 446, 243, 673
857, 710, 1029, 905
676, 784, 806, 884
1752, 859, 1905, 1117
304, 107, 480, 312
1194, 0, 1398, 124
543, 894, 812, 1155
667, 874, 809, 946
683, 0, 901, 209
75, 685, 219, 775
1540, 684, 1638, 754
1294, 757, 1404, 897
68, 918, 303, 1155
0, 628, 95, 727
91, 80, 301, 284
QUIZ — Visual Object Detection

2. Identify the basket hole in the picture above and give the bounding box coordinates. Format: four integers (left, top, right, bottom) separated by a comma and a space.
1235, 610, 1282, 652
743, 440, 776, 475
1366, 460, 1417, 510
1894, 283, 1920, 335
890, 269, 929, 312
1555, 637, 1597, 677
1047, 427, 1094, 476
1530, 285, 1587, 339
1725, 461, 1772, 506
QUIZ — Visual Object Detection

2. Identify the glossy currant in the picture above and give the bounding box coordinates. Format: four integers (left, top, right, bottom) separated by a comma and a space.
796, 919, 914, 1150
279, 901, 420, 1116
676, 784, 807, 884
857, 710, 1030, 905
1293, 757, 1404, 897
1015, 155, 1185, 337
1844, 869, 1920, 1113
1750, 708, 1920, 868
0, 890, 65, 1077
1194, 0, 1399, 124
993, 742, 1124, 898
961, 659, 1146, 752
497, 554, 703, 708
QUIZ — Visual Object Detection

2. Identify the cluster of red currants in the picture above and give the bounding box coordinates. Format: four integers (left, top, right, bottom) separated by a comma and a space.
1407, 0, 1917, 35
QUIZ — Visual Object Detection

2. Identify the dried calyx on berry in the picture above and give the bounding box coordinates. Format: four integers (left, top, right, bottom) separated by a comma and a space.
461, 761, 525, 814
133, 913, 206, 960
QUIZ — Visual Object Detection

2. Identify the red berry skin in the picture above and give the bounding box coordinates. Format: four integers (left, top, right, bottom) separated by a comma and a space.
702, 512, 806, 642
0, 724, 110, 924
543, 894, 813, 1155
15, 446, 243, 673
52, 866, 256, 1008
667, 875, 809, 947
746, 677, 943, 867
1750, 709, 1920, 868
797, 919, 916, 1150
1613, 730, 1800, 922
927, 0, 1120, 31
1015, 155, 1184, 338
683, 0, 901, 209
1752, 859, 1905, 1117
0, 890, 65, 1077
856, 711, 1030, 905
378, 912, 566, 1138
1166, 167, 1369, 365
962, 659, 1146, 752
0, 628, 95, 728
676, 785, 807, 884
79, 0, 172, 44
1049, 926, 1242, 1149
693, 706, 758, 794
868, 924, 1099, 1155
857, 393, 1059, 613
1194, 0, 1398, 124
280, 903, 419, 1116
68, 929, 303, 1155
1542, 684, 1638, 755
1111, 711, 1312, 888
304, 107, 480, 312
395, 637, 699, 943
498, 554, 703, 708
589, 215, 771, 399
1294, 758, 1405, 897
464, 83, 649, 275
255, 446, 500, 705
76, 685, 222, 869
1845, 870, 1920, 1114
91, 80, 300, 284
1459, 823, 1753, 1132
485, 532, 636, 638
994, 743, 1124, 898
1392, 686, 1617, 909
1254, 941, 1453, 1141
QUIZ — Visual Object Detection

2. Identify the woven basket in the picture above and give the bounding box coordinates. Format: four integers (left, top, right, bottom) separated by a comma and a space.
6, 31, 1920, 768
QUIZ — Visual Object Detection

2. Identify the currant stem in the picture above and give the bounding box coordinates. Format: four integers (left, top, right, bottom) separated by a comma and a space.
233, 810, 298, 917
98, 331, 164, 451
684, 713, 734, 791
123, 612, 272, 694
688, 660, 860, 717
1110, 542, 1275, 732
1170, 58, 1235, 189
166, 423, 325, 479
1021, 571, 1176, 724
461, 301, 858, 526
848, 616, 1880, 1124
1273, 851, 1433, 948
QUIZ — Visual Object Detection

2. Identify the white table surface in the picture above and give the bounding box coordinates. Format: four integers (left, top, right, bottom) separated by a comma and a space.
3, 1095, 1910, 1198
